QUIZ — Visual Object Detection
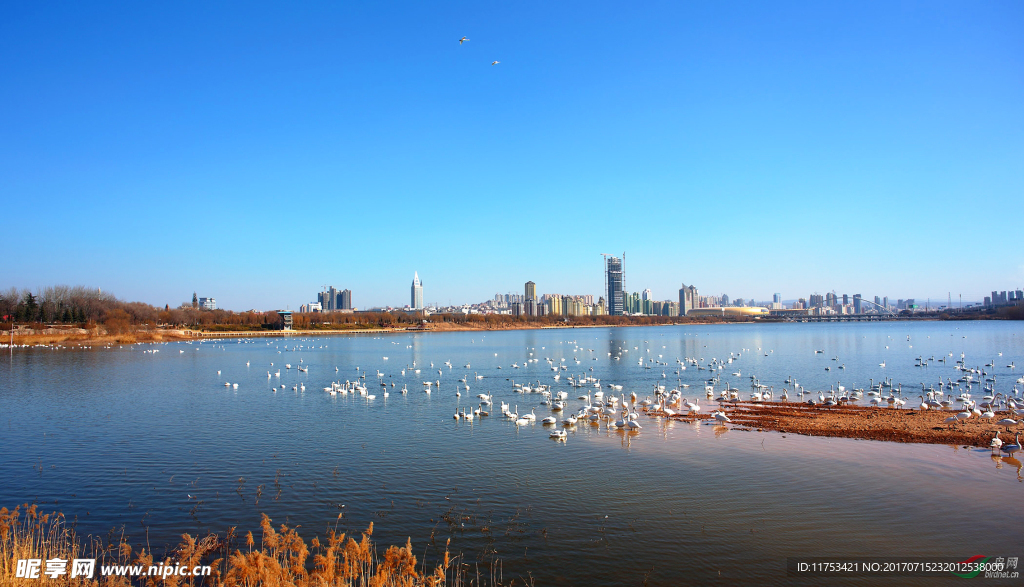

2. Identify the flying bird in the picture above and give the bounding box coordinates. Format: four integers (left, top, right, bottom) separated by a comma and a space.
491, 60, 500, 65
459, 36, 469, 44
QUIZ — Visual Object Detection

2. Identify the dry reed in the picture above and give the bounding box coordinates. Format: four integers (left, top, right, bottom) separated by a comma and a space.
1, 505, 490, 587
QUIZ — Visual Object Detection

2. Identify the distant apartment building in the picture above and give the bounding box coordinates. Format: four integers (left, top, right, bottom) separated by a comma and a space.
319, 287, 337, 311
773, 293, 781, 304
547, 295, 562, 316
524, 281, 537, 316
317, 286, 353, 312
853, 294, 862, 314
524, 298, 537, 317
625, 292, 641, 315
679, 283, 698, 315
986, 290, 1023, 307
198, 297, 216, 310
641, 292, 654, 315
563, 296, 587, 317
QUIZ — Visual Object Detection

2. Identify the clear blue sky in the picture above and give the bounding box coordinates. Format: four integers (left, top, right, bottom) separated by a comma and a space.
2, 1, 1021, 310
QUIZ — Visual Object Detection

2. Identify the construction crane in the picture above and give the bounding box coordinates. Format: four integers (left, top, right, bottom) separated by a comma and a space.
601, 254, 613, 306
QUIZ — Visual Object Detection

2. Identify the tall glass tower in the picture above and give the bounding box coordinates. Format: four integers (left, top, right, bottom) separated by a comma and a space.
605, 256, 624, 316
411, 272, 424, 309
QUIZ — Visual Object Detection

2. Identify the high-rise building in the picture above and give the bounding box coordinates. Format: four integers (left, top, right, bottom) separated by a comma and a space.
411, 272, 423, 309
721, 294, 730, 307
826, 292, 837, 308
773, 293, 781, 304
319, 286, 337, 312
605, 256, 624, 316
853, 294, 862, 314
318, 286, 352, 312
809, 294, 824, 308
547, 295, 563, 316
642, 289, 652, 301
198, 297, 216, 310
525, 281, 536, 301
679, 284, 698, 315
626, 292, 641, 314
842, 294, 849, 306
642, 297, 653, 315
883, 296, 888, 310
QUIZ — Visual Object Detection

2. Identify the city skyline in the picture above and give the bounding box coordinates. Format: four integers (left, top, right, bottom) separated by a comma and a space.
1, 2, 1021, 309
271, 263, 1011, 314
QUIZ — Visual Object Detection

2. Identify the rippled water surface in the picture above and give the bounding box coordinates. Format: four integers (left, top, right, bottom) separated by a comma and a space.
2, 321, 1022, 585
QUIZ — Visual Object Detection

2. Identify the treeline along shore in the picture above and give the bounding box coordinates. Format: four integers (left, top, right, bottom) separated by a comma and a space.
2, 285, 1021, 347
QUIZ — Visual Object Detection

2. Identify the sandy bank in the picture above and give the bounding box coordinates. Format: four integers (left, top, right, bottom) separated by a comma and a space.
665, 402, 1018, 448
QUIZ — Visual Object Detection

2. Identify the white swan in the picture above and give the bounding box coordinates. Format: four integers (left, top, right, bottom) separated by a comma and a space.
990, 432, 1002, 451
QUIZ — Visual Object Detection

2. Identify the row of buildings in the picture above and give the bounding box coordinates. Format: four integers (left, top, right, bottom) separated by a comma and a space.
985, 290, 1024, 308
299, 286, 353, 313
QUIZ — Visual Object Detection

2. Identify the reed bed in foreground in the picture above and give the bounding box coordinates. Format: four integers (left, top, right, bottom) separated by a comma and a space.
1, 505, 500, 587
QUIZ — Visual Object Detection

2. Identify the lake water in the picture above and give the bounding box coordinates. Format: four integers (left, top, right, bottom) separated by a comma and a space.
2, 321, 1022, 585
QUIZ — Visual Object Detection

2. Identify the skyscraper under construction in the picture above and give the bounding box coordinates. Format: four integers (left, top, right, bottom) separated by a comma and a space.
605, 255, 624, 316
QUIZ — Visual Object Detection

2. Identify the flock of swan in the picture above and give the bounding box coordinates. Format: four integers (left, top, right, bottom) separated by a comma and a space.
200, 335, 1024, 455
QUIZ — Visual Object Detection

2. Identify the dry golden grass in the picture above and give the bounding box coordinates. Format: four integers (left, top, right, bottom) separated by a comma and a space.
1, 506, 486, 587
11, 330, 185, 347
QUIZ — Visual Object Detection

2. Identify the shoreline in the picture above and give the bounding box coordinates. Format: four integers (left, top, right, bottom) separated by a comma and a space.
5, 314, 965, 347
4, 319, 740, 346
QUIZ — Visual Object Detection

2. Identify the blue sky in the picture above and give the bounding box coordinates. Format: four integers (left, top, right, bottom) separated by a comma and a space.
2, 1, 1021, 310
